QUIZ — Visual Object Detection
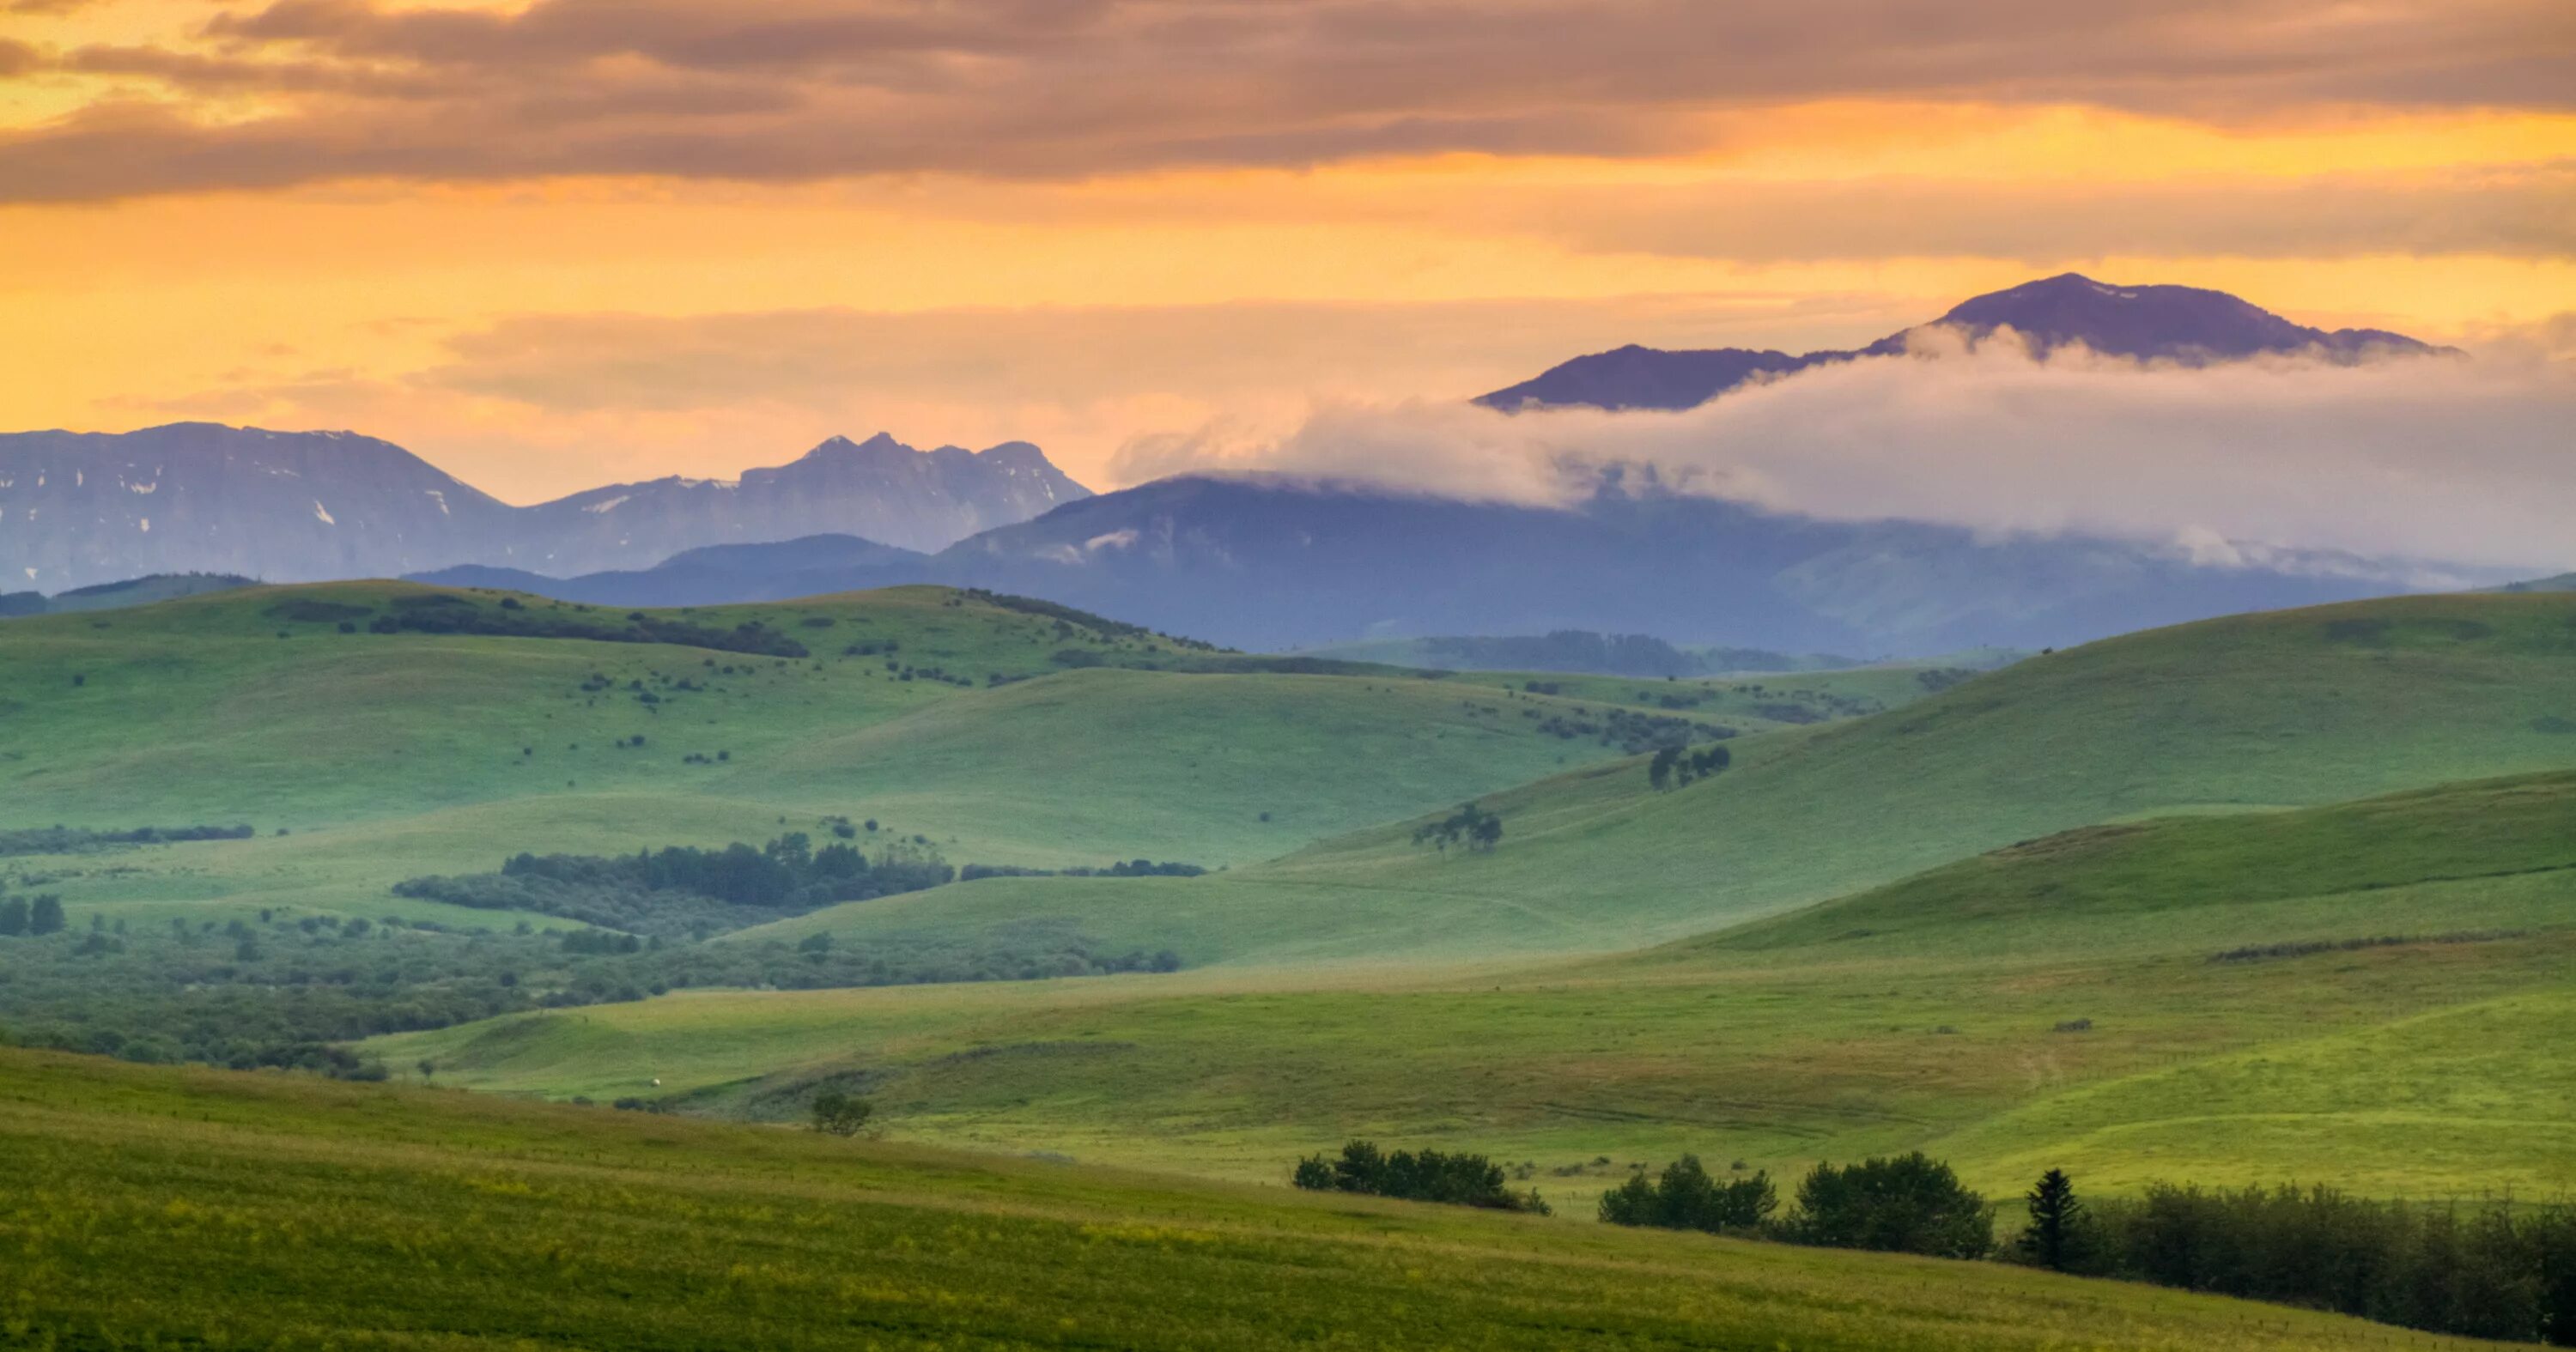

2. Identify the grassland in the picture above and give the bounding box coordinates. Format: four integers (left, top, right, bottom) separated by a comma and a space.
378, 770, 2576, 1211
17, 583, 2576, 1249
750, 591, 2576, 968
2, 580, 1891, 931
0, 1046, 2516, 1351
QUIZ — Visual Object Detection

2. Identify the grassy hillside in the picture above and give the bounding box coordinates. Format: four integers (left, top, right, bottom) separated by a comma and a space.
1, 581, 1847, 932
380, 771, 2576, 1209
758, 591, 2576, 969
0, 1047, 2506, 1352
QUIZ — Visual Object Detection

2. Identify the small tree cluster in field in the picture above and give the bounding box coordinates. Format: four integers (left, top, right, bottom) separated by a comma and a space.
0, 894, 66, 937
392, 832, 957, 937
1597, 1155, 1776, 1233
1647, 743, 1729, 791
1601, 1151, 1984, 1257
1777, 1152, 1994, 1258
1291, 1140, 1549, 1215
1411, 802, 1502, 855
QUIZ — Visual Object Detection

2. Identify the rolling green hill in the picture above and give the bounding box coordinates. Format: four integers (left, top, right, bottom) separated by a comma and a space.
378, 770, 2576, 1208
3, 580, 1875, 929
738, 591, 2576, 970
0, 1047, 2506, 1352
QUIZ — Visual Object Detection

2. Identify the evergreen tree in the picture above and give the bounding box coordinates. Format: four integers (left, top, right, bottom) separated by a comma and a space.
0, 896, 27, 937
2019, 1168, 2087, 1271
28, 894, 65, 936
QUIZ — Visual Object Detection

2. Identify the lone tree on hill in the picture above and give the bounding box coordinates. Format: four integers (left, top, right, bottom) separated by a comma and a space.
2018, 1168, 2087, 1271
810, 1089, 875, 1138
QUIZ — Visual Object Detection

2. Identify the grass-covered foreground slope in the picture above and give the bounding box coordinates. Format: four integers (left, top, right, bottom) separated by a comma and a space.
380, 771, 2576, 1209
765, 591, 2576, 967
0, 1049, 2507, 1352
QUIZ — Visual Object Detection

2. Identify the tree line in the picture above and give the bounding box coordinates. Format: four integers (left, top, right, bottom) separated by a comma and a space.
393, 831, 956, 937
0, 897, 1192, 1077
1597, 1154, 2576, 1345
958, 859, 1209, 882
1, 823, 255, 858
358, 593, 810, 658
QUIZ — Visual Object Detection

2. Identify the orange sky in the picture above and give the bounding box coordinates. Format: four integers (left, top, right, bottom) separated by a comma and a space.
3, 0, 2571, 499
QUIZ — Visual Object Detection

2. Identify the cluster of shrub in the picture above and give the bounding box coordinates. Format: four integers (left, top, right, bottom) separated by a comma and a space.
392, 832, 955, 937
878, 660, 976, 686
0, 899, 1190, 1076
1527, 706, 1735, 755
356, 594, 811, 658
957, 860, 1209, 882
1646, 743, 1729, 790
2209, 929, 2522, 965
0, 910, 568, 1075
0, 823, 254, 857
1596, 1154, 2576, 1345
964, 588, 1219, 652
1291, 1141, 1551, 1215
1411, 802, 1502, 855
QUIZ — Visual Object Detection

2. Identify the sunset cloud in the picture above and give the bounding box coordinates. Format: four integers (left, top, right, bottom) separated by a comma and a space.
0, 0, 2568, 509
3, 0, 2570, 200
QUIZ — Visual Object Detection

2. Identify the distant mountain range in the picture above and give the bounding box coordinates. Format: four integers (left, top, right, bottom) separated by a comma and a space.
9, 276, 2530, 652
414, 534, 929, 607
920, 474, 2471, 654
392, 472, 2499, 656
1476, 272, 2449, 411
0, 571, 255, 619
0, 424, 1086, 591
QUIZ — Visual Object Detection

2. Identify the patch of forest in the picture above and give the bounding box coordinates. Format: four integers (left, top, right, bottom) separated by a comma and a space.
392, 831, 954, 938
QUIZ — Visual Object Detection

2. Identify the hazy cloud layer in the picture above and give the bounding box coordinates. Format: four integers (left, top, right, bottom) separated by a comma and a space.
136, 293, 1918, 500
2, 0, 2569, 200
1111, 335, 2576, 575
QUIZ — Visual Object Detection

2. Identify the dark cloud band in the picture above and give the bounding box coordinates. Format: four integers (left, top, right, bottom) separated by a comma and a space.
0, 0, 2567, 201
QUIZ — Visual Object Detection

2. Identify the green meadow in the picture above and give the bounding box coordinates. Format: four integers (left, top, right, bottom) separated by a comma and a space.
0, 1046, 2511, 1352
6, 581, 2576, 1346
745, 591, 2576, 968
3, 581, 1896, 931
378, 770, 2576, 1211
